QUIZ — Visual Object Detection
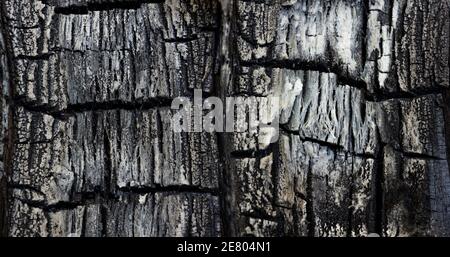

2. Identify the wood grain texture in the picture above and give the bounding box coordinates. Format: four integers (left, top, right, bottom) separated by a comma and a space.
1, 0, 449, 237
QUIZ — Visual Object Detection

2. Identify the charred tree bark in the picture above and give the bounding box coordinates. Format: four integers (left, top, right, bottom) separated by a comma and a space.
0, 0, 449, 237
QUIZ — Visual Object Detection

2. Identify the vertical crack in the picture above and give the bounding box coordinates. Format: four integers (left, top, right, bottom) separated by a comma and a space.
81, 206, 88, 237
443, 90, 450, 178
361, 0, 370, 68
347, 157, 355, 237
101, 126, 112, 237
217, 0, 235, 237
103, 126, 112, 196
0, 0, 16, 237
374, 137, 385, 236
100, 204, 108, 237
306, 160, 315, 237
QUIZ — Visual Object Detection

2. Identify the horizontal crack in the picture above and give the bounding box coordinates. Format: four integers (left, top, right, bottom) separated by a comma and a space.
280, 128, 378, 159
280, 127, 344, 151
230, 146, 274, 159
117, 185, 219, 196
401, 151, 445, 161
50, 47, 133, 54
370, 88, 446, 102
9, 184, 45, 196
13, 184, 219, 212
11, 197, 81, 212
163, 36, 199, 43
240, 59, 367, 90
301, 136, 345, 151
240, 60, 447, 103
51, 0, 165, 15
241, 212, 278, 223
15, 98, 174, 119
66, 99, 174, 112
15, 53, 54, 60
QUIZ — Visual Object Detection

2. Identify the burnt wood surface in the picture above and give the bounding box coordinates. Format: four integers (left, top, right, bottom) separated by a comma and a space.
0, 0, 449, 237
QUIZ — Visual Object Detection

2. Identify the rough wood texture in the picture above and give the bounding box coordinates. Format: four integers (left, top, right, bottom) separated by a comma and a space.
1, 0, 449, 237
1, 0, 221, 237
220, 0, 450, 237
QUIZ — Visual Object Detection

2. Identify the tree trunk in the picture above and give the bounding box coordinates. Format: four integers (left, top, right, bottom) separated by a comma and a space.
0, 0, 449, 237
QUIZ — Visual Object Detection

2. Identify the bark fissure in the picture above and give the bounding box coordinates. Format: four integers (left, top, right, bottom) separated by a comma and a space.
0, 0, 17, 237
51, 0, 166, 15
444, 90, 450, 177
16, 98, 174, 120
